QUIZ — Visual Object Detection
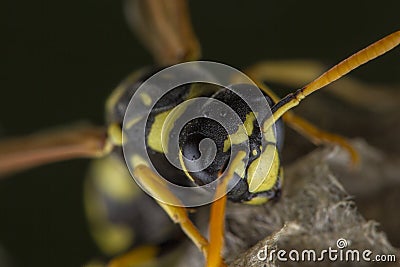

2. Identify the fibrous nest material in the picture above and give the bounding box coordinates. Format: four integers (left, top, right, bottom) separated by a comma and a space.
179, 140, 400, 267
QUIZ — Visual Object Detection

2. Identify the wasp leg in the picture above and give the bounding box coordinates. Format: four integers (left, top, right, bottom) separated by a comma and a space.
245, 69, 359, 164
206, 194, 228, 267
124, 0, 201, 65
206, 151, 246, 267
0, 124, 110, 178
133, 164, 231, 267
283, 112, 359, 164
132, 165, 210, 258
107, 245, 159, 267
107, 247, 157, 267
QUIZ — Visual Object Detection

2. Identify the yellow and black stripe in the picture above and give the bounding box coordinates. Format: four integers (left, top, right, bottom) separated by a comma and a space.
106, 68, 284, 204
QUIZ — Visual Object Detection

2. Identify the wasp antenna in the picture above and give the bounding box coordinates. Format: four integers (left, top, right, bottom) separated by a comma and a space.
265, 30, 400, 128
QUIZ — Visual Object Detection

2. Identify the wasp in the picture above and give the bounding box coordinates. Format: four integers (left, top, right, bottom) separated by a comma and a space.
0, 1, 399, 266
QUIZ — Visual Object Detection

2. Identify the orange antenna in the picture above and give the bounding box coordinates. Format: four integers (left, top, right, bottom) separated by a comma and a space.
264, 30, 400, 131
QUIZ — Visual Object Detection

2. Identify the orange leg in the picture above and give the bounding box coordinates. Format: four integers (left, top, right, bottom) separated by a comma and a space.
206, 194, 228, 267
133, 165, 210, 258
206, 151, 246, 267
107, 162, 235, 267
107, 245, 159, 267
283, 112, 359, 164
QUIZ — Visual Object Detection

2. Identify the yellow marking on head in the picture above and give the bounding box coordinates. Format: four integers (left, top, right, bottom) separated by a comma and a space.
223, 125, 248, 153
147, 110, 171, 153
222, 113, 255, 153
263, 124, 277, 143
252, 149, 258, 156
107, 123, 123, 146
223, 138, 231, 152
140, 92, 152, 106
246, 196, 269, 205
147, 100, 192, 154
178, 150, 195, 183
243, 112, 255, 136
247, 145, 280, 193
160, 100, 192, 153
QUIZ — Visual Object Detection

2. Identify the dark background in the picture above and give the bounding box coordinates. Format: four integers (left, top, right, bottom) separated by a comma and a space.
0, 1, 399, 266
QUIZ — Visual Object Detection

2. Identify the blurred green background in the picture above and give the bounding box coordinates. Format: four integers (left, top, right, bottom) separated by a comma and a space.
0, 0, 399, 266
